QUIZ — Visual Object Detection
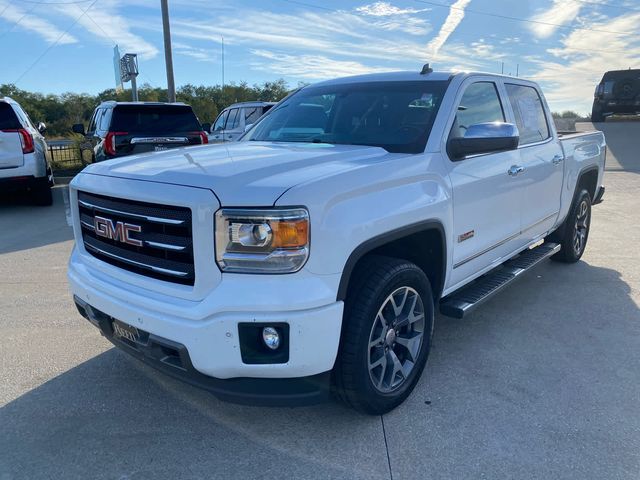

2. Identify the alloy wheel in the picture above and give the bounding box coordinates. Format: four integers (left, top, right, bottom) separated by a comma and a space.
367, 286, 425, 393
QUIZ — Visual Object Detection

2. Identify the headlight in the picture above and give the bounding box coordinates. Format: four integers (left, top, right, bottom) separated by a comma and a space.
215, 208, 309, 273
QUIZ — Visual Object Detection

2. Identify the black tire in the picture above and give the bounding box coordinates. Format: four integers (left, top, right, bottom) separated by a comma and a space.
550, 189, 591, 263
333, 255, 435, 415
32, 180, 53, 206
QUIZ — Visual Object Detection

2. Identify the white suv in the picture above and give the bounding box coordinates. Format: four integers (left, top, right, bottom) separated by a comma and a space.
0, 97, 53, 205
207, 101, 275, 143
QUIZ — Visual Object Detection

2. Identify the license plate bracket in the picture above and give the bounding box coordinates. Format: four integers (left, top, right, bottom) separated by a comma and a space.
112, 319, 142, 344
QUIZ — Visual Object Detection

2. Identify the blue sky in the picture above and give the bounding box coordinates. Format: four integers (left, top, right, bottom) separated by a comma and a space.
1, 0, 639, 114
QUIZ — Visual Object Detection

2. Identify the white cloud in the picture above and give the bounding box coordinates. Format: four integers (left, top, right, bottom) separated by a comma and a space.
171, 10, 433, 64
530, 0, 582, 38
356, 2, 427, 17
249, 49, 391, 79
0, 1, 76, 44
425, 0, 472, 58
163, 4, 510, 80
173, 42, 216, 63
55, 2, 158, 59
529, 12, 640, 113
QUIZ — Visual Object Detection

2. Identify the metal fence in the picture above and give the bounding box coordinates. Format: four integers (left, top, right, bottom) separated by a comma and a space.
48, 141, 84, 171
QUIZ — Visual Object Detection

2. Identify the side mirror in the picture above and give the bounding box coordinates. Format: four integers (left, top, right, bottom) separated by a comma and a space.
201, 123, 211, 132
448, 122, 519, 160
244, 123, 253, 132
37, 122, 47, 134
72, 123, 85, 135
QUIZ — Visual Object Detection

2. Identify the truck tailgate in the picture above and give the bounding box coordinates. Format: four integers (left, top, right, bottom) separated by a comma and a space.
0, 130, 24, 168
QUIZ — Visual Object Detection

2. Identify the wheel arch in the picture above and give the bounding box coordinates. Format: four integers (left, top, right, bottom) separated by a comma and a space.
336, 220, 447, 302
577, 165, 599, 202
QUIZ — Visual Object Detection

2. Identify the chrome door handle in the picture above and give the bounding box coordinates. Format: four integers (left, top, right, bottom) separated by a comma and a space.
508, 165, 525, 176
552, 154, 564, 165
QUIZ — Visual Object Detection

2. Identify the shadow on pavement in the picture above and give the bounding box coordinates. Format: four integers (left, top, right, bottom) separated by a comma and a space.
0, 347, 388, 480
0, 186, 73, 254
2, 260, 638, 479
384, 259, 640, 479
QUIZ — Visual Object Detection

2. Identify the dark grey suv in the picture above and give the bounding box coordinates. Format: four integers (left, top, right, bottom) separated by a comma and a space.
72, 102, 208, 162
592, 69, 640, 122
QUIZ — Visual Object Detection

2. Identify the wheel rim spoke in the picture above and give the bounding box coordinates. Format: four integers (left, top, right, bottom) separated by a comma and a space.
395, 332, 422, 363
367, 286, 427, 393
573, 200, 590, 255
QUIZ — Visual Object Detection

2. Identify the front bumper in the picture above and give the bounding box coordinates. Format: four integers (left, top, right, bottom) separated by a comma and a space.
68, 245, 344, 404
74, 296, 332, 406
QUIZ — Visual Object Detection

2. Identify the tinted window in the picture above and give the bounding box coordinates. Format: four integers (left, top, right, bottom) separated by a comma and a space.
111, 105, 201, 133
0, 103, 21, 130
451, 82, 505, 138
98, 108, 112, 132
245, 81, 448, 154
245, 107, 262, 125
505, 84, 550, 145
213, 110, 229, 131
87, 109, 99, 133
226, 109, 240, 130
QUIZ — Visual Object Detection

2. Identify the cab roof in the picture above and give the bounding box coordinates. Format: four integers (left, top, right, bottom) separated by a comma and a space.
311, 70, 529, 87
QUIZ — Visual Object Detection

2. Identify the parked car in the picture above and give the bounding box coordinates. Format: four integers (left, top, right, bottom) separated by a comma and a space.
68, 68, 606, 414
72, 101, 208, 162
592, 68, 640, 122
0, 97, 53, 205
206, 101, 276, 143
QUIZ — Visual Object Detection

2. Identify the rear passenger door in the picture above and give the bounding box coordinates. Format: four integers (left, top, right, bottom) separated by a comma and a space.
505, 83, 563, 240
446, 79, 525, 288
223, 108, 242, 141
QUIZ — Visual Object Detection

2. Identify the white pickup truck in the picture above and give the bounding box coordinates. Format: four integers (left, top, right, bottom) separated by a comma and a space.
68, 68, 605, 414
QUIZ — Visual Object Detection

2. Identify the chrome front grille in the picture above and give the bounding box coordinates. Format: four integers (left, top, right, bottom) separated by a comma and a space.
78, 191, 195, 285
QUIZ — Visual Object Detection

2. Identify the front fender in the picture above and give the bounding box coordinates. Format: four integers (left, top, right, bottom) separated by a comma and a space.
276, 152, 451, 278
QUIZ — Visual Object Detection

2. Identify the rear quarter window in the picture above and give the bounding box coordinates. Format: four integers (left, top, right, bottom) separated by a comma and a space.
0, 103, 22, 130
111, 105, 201, 133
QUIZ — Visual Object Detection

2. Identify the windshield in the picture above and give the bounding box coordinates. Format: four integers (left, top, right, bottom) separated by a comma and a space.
111, 105, 201, 134
244, 81, 448, 153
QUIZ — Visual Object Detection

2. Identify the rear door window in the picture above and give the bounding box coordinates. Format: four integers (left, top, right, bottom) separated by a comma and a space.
97, 108, 112, 133
111, 105, 201, 133
244, 107, 263, 125
505, 84, 550, 145
451, 82, 505, 138
87, 109, 99, 133
226, 109, 240, 130
0, 103, 21, 130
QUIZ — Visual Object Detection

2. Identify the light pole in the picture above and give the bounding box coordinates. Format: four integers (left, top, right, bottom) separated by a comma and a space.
221, 36, 225, 95
161, 0, 176, 102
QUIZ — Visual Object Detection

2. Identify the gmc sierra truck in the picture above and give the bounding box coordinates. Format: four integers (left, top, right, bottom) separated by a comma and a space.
68, 68, 606, 414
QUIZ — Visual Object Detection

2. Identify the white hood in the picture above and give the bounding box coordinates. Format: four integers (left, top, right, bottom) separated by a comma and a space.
80, 141, 400, 206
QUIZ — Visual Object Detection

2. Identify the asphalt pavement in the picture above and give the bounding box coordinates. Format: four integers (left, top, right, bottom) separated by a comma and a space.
1, 122, 639, 479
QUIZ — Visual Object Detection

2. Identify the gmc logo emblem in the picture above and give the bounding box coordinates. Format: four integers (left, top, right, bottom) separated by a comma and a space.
94, 215, 143, 247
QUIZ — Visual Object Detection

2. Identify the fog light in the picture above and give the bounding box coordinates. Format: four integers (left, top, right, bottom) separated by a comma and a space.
262, 327, 281, 350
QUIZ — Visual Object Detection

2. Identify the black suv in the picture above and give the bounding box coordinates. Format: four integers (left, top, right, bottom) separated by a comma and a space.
73, 102, 208, 162
592, 69, 640, 122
